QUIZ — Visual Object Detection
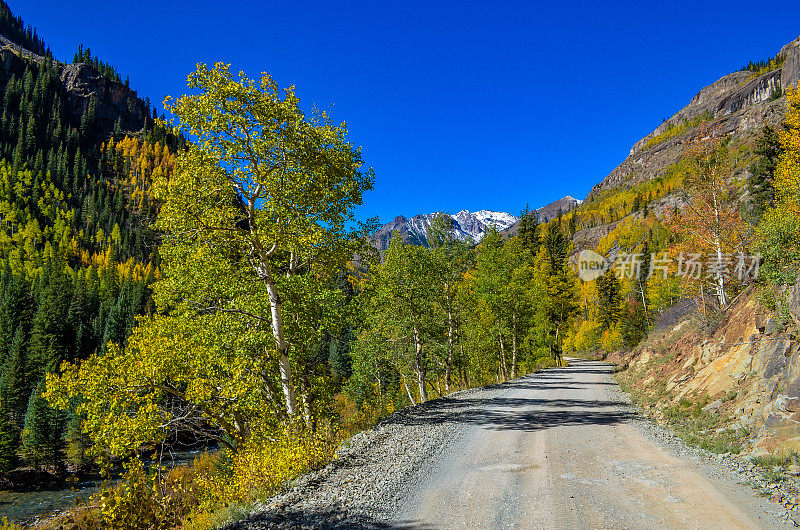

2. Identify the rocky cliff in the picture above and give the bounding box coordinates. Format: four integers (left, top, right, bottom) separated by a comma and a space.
585, 36, 800, 201
500, 195, 582, 238
0, 33, 148, 138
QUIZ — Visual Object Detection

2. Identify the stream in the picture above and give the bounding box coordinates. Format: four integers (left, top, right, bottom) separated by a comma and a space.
0, 450, 205, 524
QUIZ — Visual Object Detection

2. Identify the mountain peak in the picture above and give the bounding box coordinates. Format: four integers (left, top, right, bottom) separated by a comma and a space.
371, 209, 518, 252
499, 196, 582, 238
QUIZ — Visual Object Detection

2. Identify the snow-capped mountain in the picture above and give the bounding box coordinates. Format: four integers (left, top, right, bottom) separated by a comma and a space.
371, 196, 584, 252
371, 209, 518, 252
473, 210, 518, 228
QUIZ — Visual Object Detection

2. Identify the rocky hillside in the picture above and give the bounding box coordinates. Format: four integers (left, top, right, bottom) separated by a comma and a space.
371, 209, 517, 252
535, 195, 582, 223
0, 33, 149, 138
586, 36, 799, 201
608, 281, 800, 457
564, 36, 800, 255
567, 35, 800, 461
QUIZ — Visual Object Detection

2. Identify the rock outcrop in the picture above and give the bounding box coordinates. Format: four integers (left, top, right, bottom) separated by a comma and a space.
781, 36, 800, 92
585, 35, 800, 201
58, 62, 148, 134
0, 33, 147, 138
611, 282, 800, 456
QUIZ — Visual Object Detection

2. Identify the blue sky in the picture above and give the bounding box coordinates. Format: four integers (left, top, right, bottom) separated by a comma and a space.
12, 0, 799, 224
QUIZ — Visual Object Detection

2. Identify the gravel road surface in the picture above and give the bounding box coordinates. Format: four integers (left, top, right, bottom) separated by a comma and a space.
234, 359, 790, 529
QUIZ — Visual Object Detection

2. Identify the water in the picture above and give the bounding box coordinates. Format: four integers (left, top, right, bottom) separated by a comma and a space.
0, 480, 103, 524
0, 449, 206, 524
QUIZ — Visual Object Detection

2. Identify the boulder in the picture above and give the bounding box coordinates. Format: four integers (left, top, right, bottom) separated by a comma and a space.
765, 318, 780, 336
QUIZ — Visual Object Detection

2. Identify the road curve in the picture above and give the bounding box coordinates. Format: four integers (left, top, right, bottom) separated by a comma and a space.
393, 358, 786, 529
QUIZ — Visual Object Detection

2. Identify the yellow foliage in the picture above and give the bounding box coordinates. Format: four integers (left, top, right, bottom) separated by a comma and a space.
0, 518, 21, 530
46, 428, 340, 529
775, 85, 800, 211
600, 326, 624, 352
105, 136, 175, 216
93, 459, 194, 529
755, 84, 800, 286
647, 273, 682, 312
641, 112, 713, 150
335, 391, 397, 436
576, 166, 684, 230
572, 320, 601, 352
595, 215, 671, 256
223, 428, 337, 507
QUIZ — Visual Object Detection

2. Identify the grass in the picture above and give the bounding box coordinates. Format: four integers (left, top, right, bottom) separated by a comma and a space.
750, 451, 800, 469
748, 451, 800, 485
617, 366, 746, 455
664, 400, 745, 454
650, 350, 678, 367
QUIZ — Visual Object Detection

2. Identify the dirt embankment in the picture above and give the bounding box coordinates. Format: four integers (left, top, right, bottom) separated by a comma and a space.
609, 285, 800, 457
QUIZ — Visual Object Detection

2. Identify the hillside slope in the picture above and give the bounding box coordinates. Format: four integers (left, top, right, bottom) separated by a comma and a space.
587, 36, 799, 201
0, 0, 179, 479
609, 282, 800, 457
560, 34, 800, 464
565, 36, 800, 255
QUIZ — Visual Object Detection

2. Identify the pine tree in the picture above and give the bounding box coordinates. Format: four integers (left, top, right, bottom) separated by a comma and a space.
544, 220, 569, 271
27, 270, 71, 378
748, 125, 782, 221
0, 407, 17, 473
527, 211, 539, 251
21, 381, 64, 469
64, 410, 91, 471
1, 325, 29, 429
620, 297, 648, 349
596, 269, 622, 330
329, 330, 353, 380
518, 205, 530, 244
543, 222, 578, 364
0, 275, 30, 353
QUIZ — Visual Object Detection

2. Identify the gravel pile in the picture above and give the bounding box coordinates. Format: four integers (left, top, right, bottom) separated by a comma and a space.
228, 386, 489, 529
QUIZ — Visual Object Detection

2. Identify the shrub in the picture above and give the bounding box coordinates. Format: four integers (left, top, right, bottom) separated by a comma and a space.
44, 426, 340, 529
94, 459, 195, 529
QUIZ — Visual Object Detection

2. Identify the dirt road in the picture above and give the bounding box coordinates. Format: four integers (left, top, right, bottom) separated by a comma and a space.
393, 359, 787, 529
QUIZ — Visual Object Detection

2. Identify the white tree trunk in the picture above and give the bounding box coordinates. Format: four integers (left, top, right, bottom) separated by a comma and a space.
715, 240, 727, 307
402, 374, 416, 405
412, 324, 428, 402
446, 305, 454, 392
712, 190, 727, 308
511, 314, 518, 379
264, 276, 297, 417
499, 334, 508, 380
